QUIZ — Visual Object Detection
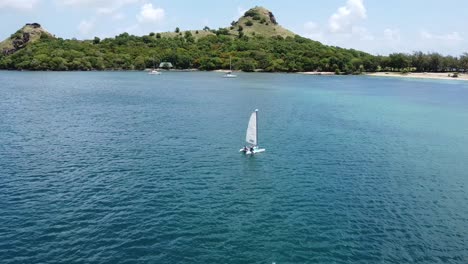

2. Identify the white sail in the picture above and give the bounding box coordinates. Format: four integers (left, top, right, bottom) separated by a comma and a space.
246, 110, 257, 145
239, 109, 265, 154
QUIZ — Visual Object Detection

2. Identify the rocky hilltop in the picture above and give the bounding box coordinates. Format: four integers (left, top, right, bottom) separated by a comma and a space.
227, 6, 295, 38
0, 23, 53, 55
160, 6, 295, 39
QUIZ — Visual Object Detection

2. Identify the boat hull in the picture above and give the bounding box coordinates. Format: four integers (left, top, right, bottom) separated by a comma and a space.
239, 148, 266, 155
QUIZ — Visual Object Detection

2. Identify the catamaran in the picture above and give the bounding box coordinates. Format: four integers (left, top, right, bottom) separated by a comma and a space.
240, 109, 265, 155
223, 57, 237, 78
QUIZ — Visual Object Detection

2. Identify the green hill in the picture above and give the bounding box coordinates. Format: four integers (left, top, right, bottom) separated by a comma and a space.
158, 6, 294, 40
0, 9, 376, 72
0, 23, 53, 55
2, 6, 462, 73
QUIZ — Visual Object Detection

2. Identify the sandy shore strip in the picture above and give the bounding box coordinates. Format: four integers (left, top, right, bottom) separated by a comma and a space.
367, 72, 468, 81
212, 69, 239, 73
299, 71, 335, 75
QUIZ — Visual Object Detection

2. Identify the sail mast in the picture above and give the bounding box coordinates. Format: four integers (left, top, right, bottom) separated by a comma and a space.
255, 109, 258, 146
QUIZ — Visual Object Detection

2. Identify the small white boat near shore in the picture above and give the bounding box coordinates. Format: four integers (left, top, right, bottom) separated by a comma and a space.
148, 69, 161, 75
148, 58, 161, 75
223, 57, 237, 78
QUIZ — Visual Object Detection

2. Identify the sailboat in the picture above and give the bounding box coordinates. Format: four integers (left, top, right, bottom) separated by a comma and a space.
223, 57, 237, 78
148, 58, 161, 75
239, 109, 266, 155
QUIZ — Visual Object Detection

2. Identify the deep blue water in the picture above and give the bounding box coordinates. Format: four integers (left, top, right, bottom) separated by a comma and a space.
1, 71, 467, 263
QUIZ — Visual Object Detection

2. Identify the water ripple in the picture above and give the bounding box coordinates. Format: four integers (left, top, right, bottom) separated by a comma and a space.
1, 72, 468, 263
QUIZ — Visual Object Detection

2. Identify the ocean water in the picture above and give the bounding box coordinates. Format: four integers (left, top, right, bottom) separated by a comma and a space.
1, 71, 467, 264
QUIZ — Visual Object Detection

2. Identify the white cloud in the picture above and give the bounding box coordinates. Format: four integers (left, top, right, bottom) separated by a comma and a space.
96, 7, 113, 14
78, 19, 95, 36
301, 0, 377, 52
384, 28, 400, 41
137, 3, 165, 23
0, 0, 38, 10
328, 0, 366, 33
58, 0, 139, 16
413, 31, 465, 54
59, 0, 138, 8
420, 31, 463, 42
300, 0, 464, 55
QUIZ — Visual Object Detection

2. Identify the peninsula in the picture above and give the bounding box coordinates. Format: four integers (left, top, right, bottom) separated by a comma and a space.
1, 6, 467, 78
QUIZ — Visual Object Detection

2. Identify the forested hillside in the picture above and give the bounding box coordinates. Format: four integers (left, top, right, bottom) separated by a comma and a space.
1, 7, 467, 73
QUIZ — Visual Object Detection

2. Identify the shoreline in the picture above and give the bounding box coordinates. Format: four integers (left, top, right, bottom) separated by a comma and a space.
298, 71, 335, 75
2, 69, 468, 81
365, 72, 468, 81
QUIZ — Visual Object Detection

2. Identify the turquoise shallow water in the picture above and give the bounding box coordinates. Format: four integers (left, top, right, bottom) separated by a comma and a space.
1, 71, 468, 263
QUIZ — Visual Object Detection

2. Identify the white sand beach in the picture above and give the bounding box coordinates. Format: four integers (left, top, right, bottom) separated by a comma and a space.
367, 72, 468, 81
299, 71, 335, 75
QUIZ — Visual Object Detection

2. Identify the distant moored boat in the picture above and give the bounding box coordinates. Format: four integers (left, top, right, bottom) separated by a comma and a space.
223, 56, 237, 78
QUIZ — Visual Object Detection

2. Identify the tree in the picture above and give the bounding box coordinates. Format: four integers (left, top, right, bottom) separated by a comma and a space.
411, 51, 426, 72
245, 20, 253, 27
459, 53, 468, 72
388, 53, 409, 71
93, 37, 100, 44
50, 57, 67, 70
428, 53, 442, 72
184, 31, 192, 38
350, 58, 363, 73
239, 58, 256, 72
215, 28, 229, 36
184, 31, 194, 43
244, 9, 259, 17
175, 27, 180, 33
142, 35, 152, 43
442, 55, 458, 72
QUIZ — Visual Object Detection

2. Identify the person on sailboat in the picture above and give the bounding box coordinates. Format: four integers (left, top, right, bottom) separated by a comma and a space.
249, 146, 254, 153
243, 146, 248, 152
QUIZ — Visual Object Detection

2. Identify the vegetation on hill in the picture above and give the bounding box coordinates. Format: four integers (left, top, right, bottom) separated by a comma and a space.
226, 6, 295, 38
0, 23, 53, 55
0, 31, 378, 72
0, 7, 467, 73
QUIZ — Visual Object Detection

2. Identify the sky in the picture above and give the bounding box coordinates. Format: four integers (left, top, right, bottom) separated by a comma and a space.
0, 0, 467, 56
